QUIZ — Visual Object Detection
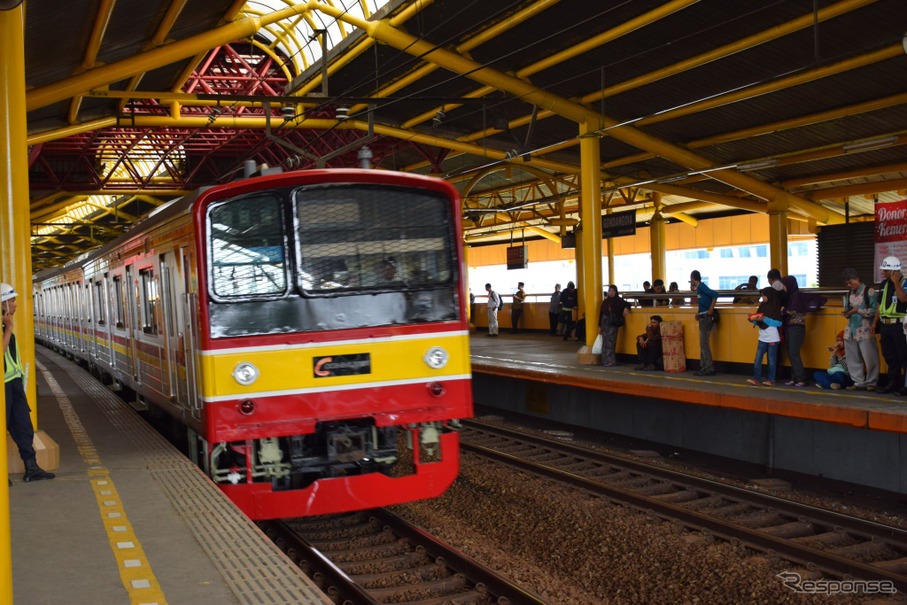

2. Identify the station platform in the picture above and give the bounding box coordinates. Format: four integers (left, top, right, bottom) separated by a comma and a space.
9, 349, 329, 605
470, 331, 907, 494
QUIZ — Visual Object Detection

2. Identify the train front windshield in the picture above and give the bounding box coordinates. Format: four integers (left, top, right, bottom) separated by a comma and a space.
206, 183, 461, 337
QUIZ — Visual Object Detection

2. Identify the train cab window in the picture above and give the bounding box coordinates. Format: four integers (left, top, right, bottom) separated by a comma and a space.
139, 268, 159, 335
208, 194, 288, 299
293, 184, 454, 294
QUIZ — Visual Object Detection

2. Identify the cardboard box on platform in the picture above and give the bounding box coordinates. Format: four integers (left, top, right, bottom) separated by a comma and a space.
661, 321, 686, 373
576, 344, 601, 365
7, 430, 59, 474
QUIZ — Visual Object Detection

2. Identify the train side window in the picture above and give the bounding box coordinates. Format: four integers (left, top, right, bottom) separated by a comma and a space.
94, 280, 106, 325
113, 275, 125, 328
208, 193, 287, 299
140, 267, 159, 335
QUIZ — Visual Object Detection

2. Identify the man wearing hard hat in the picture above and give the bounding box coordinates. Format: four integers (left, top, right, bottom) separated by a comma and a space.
2, 282, 55, 482
874, 257, 907, 395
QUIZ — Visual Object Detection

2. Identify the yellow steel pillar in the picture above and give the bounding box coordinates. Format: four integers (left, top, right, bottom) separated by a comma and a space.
578, 122, 603, 351
463, 244, 472, 325
605, 236, 615, 286
575, 223, 585, 317
0, 3, 28, 599
767, 200, 790, 276
649, 192, 667, 282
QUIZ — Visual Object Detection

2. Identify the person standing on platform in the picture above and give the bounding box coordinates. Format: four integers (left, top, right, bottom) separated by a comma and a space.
873, 257, 907, 394
559, 281, 578, 341
2, 282, 55, 483
733, 275, 759, 304
746, 285, 784, 386
510, 282, 526, 333
668, 281, 685, 307
651, 279, 668, 306
598, 285, 631, 367
690, 270, 719, 376
841, 268, 879, 390
780, 275, 827, 387
640, 281, 654, 307
485, 283, 502, 337
548, 284, 561, 335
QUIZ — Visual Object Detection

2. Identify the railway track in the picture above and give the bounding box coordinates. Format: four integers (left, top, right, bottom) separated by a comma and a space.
460, 418, 907, 593
260, 508, 547, 604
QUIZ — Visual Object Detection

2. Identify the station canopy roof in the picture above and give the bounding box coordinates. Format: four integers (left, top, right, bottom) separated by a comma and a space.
20, 0, 907, 271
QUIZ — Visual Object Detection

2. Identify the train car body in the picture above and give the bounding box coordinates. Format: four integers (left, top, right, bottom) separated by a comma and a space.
34, 169, 472, 519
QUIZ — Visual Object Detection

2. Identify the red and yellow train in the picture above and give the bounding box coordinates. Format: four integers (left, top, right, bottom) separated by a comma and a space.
33, 169, 472, 520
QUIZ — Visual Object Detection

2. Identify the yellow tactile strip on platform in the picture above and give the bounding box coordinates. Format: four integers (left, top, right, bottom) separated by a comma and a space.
44, 351, 329, 605
40, 362, 167, 605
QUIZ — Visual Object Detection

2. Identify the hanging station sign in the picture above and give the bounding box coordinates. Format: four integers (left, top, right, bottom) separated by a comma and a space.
601, 210, 637, 238
506, 245, 528, 270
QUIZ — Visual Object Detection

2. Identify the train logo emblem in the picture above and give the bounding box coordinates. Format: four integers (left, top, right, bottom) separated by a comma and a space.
313, 354, 372, 377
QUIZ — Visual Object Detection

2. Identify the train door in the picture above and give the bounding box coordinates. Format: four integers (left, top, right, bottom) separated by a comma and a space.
179, 246, 200, 419
74, 281, 83, 355
124, 265, 139, 384
66, 283, 76, 352
160, 253, 177, 401
85, 282, 96, 362
102, 275, 115, 371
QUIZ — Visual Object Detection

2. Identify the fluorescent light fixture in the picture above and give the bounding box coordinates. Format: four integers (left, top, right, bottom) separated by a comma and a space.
687, 164, 737, 176
737, 159, 779, 172
842, 135, 899, 153
655, 174, 688, 184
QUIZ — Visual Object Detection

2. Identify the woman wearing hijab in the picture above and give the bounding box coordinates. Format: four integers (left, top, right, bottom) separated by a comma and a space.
599, 285, 631, 367
781, 275, 827, 387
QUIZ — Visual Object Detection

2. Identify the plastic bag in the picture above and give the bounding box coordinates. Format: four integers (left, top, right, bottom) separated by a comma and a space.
592, 334, 603, 354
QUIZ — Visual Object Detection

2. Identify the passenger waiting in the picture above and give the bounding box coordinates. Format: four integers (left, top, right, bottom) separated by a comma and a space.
746, 284, 783, 386
814, 331, 853, 390
841, 268, 879, 391
599, 285, 631, 367
634, 315, 663, 370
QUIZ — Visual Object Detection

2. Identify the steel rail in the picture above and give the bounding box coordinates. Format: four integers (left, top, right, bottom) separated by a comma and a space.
460, 421, 907, 591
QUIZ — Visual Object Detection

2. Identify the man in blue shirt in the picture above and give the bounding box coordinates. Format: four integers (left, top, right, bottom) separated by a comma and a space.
690, 270, 718, 376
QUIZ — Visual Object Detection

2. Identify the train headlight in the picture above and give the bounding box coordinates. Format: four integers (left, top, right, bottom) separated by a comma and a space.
424, 346, 449, 369
232, 362, 260, 386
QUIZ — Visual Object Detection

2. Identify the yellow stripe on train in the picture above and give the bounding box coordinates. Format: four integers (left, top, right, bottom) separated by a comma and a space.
199, 331, 471, 399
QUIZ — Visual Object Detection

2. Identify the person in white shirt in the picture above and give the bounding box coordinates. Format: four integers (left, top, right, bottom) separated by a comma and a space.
485, 283, 501, 337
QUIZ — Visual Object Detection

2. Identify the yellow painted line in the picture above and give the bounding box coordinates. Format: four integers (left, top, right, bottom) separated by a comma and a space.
38, 361, 168, 605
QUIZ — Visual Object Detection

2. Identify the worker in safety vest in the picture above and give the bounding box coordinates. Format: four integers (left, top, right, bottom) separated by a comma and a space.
2, 282, 55, 482
873, 257, 907, 395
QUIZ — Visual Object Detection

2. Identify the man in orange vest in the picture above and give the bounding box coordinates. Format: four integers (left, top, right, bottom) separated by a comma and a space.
2, 282, 55, 482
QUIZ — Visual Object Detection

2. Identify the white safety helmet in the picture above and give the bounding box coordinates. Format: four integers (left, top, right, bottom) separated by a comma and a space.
0, 282, 17, 303
879, 256, 902, 271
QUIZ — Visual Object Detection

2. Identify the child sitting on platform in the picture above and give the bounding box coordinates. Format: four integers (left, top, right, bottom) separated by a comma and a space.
814, 331, 853, 390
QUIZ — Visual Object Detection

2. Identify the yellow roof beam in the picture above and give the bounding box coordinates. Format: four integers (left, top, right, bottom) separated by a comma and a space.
402, 0, 696, 130
26, 2, 317, 112
314, 2, 830, 224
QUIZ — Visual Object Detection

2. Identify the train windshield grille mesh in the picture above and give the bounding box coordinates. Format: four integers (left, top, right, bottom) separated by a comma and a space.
293, 184, 454, 294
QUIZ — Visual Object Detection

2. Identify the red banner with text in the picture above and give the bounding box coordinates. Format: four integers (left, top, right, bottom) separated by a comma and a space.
875, 199, 907, 281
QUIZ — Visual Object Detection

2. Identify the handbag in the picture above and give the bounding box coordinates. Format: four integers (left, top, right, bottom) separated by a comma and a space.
610, 313, 625, 327
591, 334, 603, 354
